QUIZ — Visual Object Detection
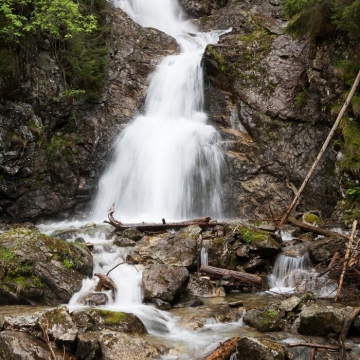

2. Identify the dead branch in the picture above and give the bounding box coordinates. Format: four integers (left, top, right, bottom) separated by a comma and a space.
335, 220, 358, 301
338, 307, 360, 359
94, 273, 117, 292
203, 337, 240, 360
39, 315, 56, 360
327, 251, 340, 270
200, 265, 263, 288
280, 70, 360, 226
285, 343, 345, 351
106, 261, 139, 276
287, 216, 347, 240
107, 203, 219, 232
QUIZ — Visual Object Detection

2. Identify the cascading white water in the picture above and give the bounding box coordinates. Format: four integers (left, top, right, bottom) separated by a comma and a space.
91, 0, 228, 223
268, 253, 338, 298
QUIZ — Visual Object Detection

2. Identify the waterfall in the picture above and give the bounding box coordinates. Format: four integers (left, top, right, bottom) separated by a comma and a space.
91, 0, 229, 223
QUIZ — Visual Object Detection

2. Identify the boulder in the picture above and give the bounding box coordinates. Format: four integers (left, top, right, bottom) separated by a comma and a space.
122, 227, 143, 241
186, 274, 215, 297
243, 305, 286, 332
76, 332, 102, 360
142, 264, 189, 303
235, 337, 286, 360
38, 307, 78, 353
0, 228, 92, 305
99, 329, 160, 360
308, 236, 345, 263
0, 330, 72, 360
75, 309, 147, 335
129, 226, 201, 267
113, 237, 136, 247
79, 292, 109, 306
297, 304, 348, 336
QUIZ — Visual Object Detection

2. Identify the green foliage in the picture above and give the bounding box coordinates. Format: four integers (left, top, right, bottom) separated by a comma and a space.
207, 46, 226, 72
339, 117, 360, 175
63, 259, 74, 269
294, 88, 308, 107
0, 0, 96, 44
282, 0, 360, 39
334, 60, 358, 86
243, 231, 254, 244
267, 309, 278, 318
346, 187, 360, 201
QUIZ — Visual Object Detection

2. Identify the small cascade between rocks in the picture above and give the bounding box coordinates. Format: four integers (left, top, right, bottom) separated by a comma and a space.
267, 233, 338, 298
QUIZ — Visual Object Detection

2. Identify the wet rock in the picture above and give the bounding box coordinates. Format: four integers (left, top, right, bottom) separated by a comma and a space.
76, 332, 102, 360
243, 256, 266, 272
38, 307, 78, 353
122, 227, 143, 241
0, 228, 93, 305
173, 294, 204, 308
302, 212, 324, 227
99, 329, 160, 360
235, 336, 286, 360
180, 0, 229, 17
0, 330, 72, 360
297, 304, 349, 336
129, 226, 200, 267
113, 237, 136, 247
2, 312, 45, 333
142, 264, 189, 303
171, 304, 244, 325
243, 305, 286, 332
186, 274, 215, 297
80, 292, 109, 306
228, 300, 243, 307
308, 236, 345, 263
151, 298, 172, 310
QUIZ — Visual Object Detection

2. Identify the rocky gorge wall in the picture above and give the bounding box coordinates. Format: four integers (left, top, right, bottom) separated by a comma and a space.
0, 0, 354, 222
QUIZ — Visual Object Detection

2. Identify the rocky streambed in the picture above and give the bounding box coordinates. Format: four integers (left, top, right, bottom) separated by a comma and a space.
0, 218, 360, 359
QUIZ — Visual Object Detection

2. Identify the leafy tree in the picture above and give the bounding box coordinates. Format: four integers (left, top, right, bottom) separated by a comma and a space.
0, 0, 97, 43
282, 0, 360, 39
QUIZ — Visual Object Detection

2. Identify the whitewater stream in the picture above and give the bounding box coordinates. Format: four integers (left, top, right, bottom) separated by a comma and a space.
31, 1, 358, 359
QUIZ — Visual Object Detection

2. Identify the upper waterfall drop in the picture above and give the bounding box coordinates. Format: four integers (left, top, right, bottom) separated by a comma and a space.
92, 0, 228, 222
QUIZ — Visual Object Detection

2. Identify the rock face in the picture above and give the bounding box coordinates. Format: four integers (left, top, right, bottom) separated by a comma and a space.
0, 228, 93, 305
186, 0, 343, 219
0, 4, 178, 221
235, 337, 286, 360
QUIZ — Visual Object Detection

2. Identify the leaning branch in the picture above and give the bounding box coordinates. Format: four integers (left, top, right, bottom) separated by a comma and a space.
203, 337, 240, 360
280, 70, 360, 226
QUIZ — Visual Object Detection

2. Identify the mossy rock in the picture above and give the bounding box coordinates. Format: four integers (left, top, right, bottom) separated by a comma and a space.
243, 305, 286, 332
0, 228, 92, 305
302, 212, 324, 227
87, 309, 147, 335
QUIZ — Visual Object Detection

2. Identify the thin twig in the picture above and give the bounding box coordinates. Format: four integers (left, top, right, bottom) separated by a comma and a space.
106, 261, 139, 276
39, 315, 56, 360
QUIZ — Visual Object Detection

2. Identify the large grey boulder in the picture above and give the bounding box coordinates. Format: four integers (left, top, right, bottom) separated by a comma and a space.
235, 337, 286, 360
142, 264, 189, 303
0, 228, 92, 305
99, 330, 160, 360
297, 304, 349, 336
129, 225, 201, 267
308, 236, 345, 263
0, 330, 72, 360
243, 305, 286, 332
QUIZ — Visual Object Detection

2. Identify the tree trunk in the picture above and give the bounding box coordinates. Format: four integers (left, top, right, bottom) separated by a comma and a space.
200, 265, 263, 288
203, 337, 240, 360
107, 203, 221, 232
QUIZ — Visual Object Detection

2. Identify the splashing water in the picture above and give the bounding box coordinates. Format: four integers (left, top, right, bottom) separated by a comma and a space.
267, 253, 338, 297
91, 0, 230, 223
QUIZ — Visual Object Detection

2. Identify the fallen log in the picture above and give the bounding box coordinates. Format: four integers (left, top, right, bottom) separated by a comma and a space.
200, 265, 263, 288
106, 203, 221, 232
203, 337, 240, 360
287, 216, 347, 240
